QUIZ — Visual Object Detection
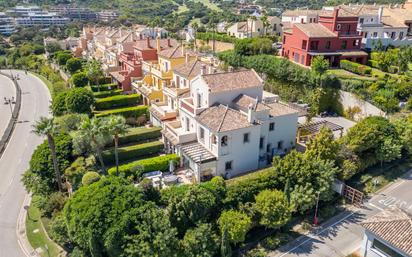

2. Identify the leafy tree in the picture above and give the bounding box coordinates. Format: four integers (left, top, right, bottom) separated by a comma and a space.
36, 191, 67, 218
49, 213, 71, 246
22, 134, 73, 195
86, 60, 104, 90
394, 117, 412, 155
64, 156, 96, 191
54, 113, 89, 133
73, 117, 109, 173
218, 210, 252, 244
45, 42, 62, 54
254, 189, 291, 229
311, 56, 329, 76
376, 137, 402, 167
32, 117, 63, 191
168, 185, 217, 235
82, 171, 101, 186
51, 91, 69, 117
71, 72, 89, 87
105, 115, 129, 176
65, 88, 95, 115
305, 126, 339, 162
181, 223, 219, 257
66, 58, 83, 74
56, 52, 73, 66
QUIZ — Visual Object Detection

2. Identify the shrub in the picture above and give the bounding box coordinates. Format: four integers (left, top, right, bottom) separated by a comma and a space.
102, 140, 164, 164
49, 213, 71, 246
105, 127, 161, 147
93, 89, 123, 98
91, 83, 117, 92
108, 154, 180, 179
65, 88, 95, 114
71, 72, 89, 87
95, 105, 148, 120
82, 171, 101, 186
36, 192, 68, 218
66, 58, 83, 74
64, 156, 96, 190
196, 32, 237, 43
94, 94, 141, 111
51, 91, 69, 116
340, 60, 372, 76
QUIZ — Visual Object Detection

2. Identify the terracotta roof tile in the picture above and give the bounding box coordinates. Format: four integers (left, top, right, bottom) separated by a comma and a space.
134, 38, 178, 51
159, 45, 197, 59
282, 9, 320, 16
196, 104, 252, 132
232, 94, 270, 112
174, 59, 222, 78
361, 208, 412, 255
266, 102, 299, 116
294, 23, 337, 38
202, 69, 263, 93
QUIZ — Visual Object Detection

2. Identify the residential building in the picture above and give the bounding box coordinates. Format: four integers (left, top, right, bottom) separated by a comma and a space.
51, 6, 97, 21
227, 16, 282, 38
281, 8, 368, 67
0, 12, 15, 35
110, 38, 178, 92
44, 37, 79, 52
361, 207, 412, 257
281, 9, 320, 33
134, 25, 168, 39
135, 45, 197, 105
15, 12, 70, 27
6, 6, 42, 17
97, 11, 118, 22
161, 69, 299, 182
150, 57, 222, 126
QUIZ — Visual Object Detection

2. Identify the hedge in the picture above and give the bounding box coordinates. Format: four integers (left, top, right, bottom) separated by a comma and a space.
91, 83, 118, 92
108, 154, 180, 179
196, 32, 237, 43
102, 140, 164, 164
95, 106, 149, 119
94, 94, 142, 111
106, 127, 161, 147
93, 89, 123, 99
340, 60, 372, 76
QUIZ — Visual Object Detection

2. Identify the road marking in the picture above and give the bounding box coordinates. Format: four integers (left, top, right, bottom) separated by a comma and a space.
277, 212, 355, 257
368, 203, 384, 211
376, 195, 412, 210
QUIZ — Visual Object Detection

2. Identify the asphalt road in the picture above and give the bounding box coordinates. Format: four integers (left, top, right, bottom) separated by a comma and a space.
0, 73, 16, 136
0, 70, 51, 257
271, 171, 412, 257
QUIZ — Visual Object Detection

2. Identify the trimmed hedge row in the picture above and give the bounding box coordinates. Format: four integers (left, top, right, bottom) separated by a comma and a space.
91, 83, 118, 92
340, 60, 372, 76
108, 154, 180, 179
102, 140, 164, 164
95, 106, 148, 119
106, 127, 161, 147
94, 94, 142, 111
93, 89, 123, 99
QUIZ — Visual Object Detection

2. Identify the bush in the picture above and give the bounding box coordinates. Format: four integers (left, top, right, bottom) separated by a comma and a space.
340, 60, 372, 76
82, 171, 101, 186
93, 89, 123, 98
94, 94, 142, 111
108, 154, 180, 179
71, 72, 89, 87
106, 127, 161, 147
65, 88, 95, 114
36, 192, 68, 218
66, 58, 83, 74
102, 140, 164, 164
196, 32, 237, 43
91, 83, 117, 92
49, 213, 71, 246
64, 156, 96, 190
51, 91, 69, 116
95, 105, 148, 120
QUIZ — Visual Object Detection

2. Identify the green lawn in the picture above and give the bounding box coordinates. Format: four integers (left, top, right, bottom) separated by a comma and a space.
26, 195, 65, 257
193, 0, 221, 11
327, 69, 376, 81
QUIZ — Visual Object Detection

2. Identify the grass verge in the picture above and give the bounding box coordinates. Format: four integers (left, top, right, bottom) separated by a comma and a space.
26, 195, 64, 257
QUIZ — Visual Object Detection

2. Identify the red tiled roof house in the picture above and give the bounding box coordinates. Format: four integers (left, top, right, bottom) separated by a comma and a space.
281, 8, 368, 67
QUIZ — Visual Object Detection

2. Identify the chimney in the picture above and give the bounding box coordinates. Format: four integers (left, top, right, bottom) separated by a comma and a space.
139, 34, 142, 40
247, 104, 255, 123
213, 67, 217, 73
200, 64, 206, 75
146, 37, 150, 48
378, 6, 383, 23
156, 36, 161, 52
185, 52, 189, 63
208, 64, 213, 74
181, 44, 185, 56
167, 38, 171, 47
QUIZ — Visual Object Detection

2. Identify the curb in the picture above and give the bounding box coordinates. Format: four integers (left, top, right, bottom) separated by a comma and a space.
16, 194, 39, 257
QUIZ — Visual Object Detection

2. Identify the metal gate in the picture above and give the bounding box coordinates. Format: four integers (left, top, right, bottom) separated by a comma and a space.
342, 185, 364, 205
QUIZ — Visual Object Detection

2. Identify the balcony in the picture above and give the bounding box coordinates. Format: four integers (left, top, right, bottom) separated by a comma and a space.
163, 84, 190, 98
338, 31, 362, 38
150, 101, 178, 121
163, 121, 197, 145
141, 61, 172, 79
180, 97, 207, 116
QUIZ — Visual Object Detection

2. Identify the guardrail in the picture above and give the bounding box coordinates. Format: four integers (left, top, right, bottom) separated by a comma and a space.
0, 70, 22, 158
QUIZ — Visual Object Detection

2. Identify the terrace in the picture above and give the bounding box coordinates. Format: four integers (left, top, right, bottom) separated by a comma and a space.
162, 120, 196, 145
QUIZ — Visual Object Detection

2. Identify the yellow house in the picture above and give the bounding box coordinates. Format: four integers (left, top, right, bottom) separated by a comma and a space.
137, 44, 197, 105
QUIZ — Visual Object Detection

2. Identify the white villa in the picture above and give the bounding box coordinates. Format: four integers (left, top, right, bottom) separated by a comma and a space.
227, 16, 282, 38
158, 69, 299, 182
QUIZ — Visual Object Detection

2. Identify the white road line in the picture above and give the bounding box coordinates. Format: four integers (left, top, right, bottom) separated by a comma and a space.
368, 203, 384, 211
277, 212, 355, 257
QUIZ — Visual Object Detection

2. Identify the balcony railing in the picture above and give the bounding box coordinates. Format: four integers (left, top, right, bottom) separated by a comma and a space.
164, 121, 197, 144
151, 101, 178, 120
180, 97, 207, 116
164, 85, 190, 98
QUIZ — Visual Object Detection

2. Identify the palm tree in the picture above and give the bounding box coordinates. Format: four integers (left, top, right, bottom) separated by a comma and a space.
32, 117, 63, 192
86, 59, 103, 91
260, 14, 270, 37
105, 115, 128, 176
76, 117, 109, 173
250, 15, 257, 38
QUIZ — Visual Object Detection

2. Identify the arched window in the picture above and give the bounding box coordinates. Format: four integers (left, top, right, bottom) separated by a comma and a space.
221, 136, 228, 146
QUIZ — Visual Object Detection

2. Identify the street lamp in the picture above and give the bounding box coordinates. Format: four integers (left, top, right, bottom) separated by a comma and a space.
4, 97, 14, 118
